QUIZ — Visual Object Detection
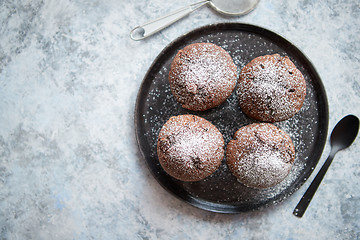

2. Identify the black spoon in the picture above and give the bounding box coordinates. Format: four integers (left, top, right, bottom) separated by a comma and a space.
293, 114, 359, 218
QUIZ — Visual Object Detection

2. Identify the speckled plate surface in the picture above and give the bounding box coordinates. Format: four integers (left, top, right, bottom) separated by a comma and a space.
134, 23, 329, 213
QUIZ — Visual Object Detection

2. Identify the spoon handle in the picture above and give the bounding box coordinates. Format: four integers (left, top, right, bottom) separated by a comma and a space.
130, 1, 209, 40
293, 152, 335, 217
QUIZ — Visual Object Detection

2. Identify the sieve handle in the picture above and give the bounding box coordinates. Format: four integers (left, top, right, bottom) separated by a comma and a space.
130, 1, 209, 41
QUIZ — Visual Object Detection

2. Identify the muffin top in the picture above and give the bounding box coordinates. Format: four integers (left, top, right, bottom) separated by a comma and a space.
238, 54, 306, 122
226, 123, 295, 188
169, 43, 237, 111
157, 114, 224, 182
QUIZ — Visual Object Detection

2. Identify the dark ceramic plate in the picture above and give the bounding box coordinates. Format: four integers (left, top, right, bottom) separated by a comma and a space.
134, 23, 329, 213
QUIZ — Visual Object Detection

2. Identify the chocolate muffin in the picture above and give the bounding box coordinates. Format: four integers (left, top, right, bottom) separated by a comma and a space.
238, 54, 306, 122
169, 43, 237, 111
157, 114, 224, 182
226, 123, 295, 189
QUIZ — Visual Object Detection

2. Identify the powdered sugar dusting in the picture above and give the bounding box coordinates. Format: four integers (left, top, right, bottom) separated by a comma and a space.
239, 149, 291, 187
169, 43, 237, 111
238, 54, 307, 122
157, 115, 224, 181
227, 123, 295, 189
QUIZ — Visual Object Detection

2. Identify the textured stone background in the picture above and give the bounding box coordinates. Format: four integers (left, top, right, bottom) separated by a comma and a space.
0, 0, 359, 239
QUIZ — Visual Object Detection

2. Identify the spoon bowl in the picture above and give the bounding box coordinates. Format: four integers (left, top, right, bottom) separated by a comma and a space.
209, 0, 260, 16
330, 115, 359, 152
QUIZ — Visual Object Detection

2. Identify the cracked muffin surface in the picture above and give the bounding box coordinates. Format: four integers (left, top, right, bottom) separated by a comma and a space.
169, 43, 237, 111
226, 123, 295, 188
237, 54, 306, 122
157, 114, 224, 182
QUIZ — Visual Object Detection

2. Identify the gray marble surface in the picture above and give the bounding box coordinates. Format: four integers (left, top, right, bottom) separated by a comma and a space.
1, 0, 360, 239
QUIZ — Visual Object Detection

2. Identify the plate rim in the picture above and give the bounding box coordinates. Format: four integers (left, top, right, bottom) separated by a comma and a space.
134, 22, 329, 213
